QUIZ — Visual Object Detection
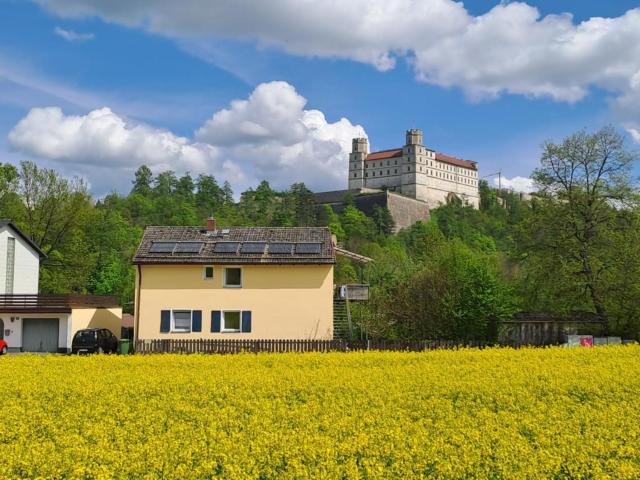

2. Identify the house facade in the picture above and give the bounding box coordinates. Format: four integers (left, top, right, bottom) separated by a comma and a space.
133, 221, 335, 341
0, 220, 121, 353
0, 220, 42, 295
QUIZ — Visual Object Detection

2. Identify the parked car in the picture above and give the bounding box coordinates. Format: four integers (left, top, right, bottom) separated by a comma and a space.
72, 328, 118, 354
0, 339, 7, 355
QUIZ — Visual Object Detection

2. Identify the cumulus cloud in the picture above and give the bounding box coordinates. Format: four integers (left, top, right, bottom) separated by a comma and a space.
32, 1, 640, 141
494, 175, 535, 193
9, 107, 219, 171
36, 0, 468, 71
54, 26, 94, 42
8, 82, 365, 193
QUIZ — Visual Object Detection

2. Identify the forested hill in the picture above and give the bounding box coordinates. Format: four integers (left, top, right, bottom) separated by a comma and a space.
1, 128, 639, 340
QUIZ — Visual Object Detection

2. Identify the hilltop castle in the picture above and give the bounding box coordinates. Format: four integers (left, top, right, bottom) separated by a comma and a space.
315, 128, 480, 231
348, 129, 480, 209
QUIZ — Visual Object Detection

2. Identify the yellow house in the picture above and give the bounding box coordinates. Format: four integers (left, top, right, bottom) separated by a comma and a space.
133, 221, 335, 341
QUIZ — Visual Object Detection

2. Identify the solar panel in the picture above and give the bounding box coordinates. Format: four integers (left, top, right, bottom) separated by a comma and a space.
149, 242, 176, 253
174, 242, 203, 254
295, 242, 322, 254
241, 242, 266, 254
214, 242, 240, 253
268, 242, 294, 254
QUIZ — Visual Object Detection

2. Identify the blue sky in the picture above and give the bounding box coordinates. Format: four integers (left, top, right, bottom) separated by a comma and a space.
1, 0, 640, 195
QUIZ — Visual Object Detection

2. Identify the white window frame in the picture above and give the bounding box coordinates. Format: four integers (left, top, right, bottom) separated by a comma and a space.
171, 309, 192, 333
203, 266, 215, 280
224, 267, 243, 288
222, 310, 242, 333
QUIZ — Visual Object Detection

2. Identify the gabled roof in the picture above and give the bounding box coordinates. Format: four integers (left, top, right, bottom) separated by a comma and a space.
366, 148, 403, 160
0, 220, 46, 258
435, 152, 477, 170
133, 226, 335, 265
364, 148, 477, 170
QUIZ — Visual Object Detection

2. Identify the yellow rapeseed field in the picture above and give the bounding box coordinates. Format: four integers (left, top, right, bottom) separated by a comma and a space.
1, 346, 639, 479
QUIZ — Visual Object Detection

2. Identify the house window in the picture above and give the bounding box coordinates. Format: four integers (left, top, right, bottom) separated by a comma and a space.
5, 237, 15, 294
204, 266, 214, 280
222, 311, 241, 332
172, 310, 192, 333
224, 267, 242, 287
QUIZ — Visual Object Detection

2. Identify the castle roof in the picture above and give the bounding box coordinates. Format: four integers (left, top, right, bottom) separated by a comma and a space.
366, 148, 403, 160
365, 148, 477, 170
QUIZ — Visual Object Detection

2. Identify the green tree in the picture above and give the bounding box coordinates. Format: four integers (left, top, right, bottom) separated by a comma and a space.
522, 127, 638, 330
131, 165, 153, 196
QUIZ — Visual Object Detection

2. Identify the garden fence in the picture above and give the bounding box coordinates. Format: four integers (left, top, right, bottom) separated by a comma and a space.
133, 338, 502, 354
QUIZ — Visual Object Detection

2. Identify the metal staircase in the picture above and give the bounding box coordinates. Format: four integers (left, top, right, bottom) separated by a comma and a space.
333, 298, 352, 340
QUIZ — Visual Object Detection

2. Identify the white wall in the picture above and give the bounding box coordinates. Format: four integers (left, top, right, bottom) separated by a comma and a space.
0, 225, 40, 294
0, 313, 69, 350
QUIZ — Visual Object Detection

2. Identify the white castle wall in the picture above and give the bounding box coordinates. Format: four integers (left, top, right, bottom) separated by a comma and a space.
349, 134, 480, 209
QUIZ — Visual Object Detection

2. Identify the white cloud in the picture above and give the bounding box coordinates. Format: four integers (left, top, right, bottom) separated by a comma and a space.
54, 26, 94, 42
8, 106, 222, 173
627, 127, 640, 143
494, 175, 535, 192
32, 1, 640, 140
8, 81, 365, 193
30, 2, 640, 94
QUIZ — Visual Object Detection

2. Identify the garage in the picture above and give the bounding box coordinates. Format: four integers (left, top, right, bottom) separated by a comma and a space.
22, 318, 59, 353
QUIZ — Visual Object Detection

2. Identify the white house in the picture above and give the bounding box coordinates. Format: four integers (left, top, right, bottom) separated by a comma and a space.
0, 220, 42, 295
0, 220, 121, 353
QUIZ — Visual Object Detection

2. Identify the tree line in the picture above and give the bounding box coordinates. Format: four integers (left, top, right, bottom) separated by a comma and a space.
1, 127, 638, 340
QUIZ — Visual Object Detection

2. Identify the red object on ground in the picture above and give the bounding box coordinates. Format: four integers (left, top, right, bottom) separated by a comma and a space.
0, 339, 8, 355
580, 337, 594, 347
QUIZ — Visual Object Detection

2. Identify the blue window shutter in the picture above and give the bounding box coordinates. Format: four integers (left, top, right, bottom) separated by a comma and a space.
211, 311, 221, 332
192, 310, 202, 332
160, 310, 170, 333
241, 311, 252, 333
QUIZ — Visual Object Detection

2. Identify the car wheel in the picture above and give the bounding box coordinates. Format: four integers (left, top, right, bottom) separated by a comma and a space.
1, 346, 7, 355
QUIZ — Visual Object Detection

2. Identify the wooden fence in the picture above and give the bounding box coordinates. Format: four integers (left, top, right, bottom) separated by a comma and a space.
133, 338, 495, 354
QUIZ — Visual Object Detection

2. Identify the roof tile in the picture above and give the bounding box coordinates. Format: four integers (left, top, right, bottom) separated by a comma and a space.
133, 226, 335, 265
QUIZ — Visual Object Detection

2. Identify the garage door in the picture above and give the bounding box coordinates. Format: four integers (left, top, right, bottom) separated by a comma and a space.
22, 318, 59, 353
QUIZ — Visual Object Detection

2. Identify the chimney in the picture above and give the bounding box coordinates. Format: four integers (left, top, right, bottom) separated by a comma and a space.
206, 217, 217, 232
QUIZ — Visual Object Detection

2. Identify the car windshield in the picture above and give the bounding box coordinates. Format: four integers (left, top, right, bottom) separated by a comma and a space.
74, 330, 97, 346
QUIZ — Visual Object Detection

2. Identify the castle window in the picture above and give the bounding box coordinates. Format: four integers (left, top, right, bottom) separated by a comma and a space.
394, 160, 397, 165
387, 170, 390, 175
372, 172, 375, 176
365, 173, 368, 177
354, 173, 357, 178
394, 169, 397, 174
387, 161, 390, 166
407, 166, 410, 172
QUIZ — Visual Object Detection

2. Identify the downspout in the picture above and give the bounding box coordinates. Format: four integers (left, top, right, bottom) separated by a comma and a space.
134, 264, 142, 345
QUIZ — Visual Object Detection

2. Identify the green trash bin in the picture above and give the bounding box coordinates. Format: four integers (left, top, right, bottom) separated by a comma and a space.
118, 339, 131, 355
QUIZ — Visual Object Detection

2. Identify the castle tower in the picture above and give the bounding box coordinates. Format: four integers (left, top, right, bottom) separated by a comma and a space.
405, 128, 423, 146
348, 137, 368, 190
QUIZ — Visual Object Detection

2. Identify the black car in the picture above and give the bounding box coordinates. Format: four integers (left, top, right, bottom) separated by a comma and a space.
72, 328, 118, 354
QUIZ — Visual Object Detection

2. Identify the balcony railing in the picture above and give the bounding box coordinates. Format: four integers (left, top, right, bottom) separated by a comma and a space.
0, 294, 119, 313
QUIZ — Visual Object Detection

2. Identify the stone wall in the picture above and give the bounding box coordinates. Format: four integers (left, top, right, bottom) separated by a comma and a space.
314, 189, 430, 233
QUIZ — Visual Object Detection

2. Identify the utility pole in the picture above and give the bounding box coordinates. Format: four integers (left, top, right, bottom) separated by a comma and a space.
483, 171, 502, 190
